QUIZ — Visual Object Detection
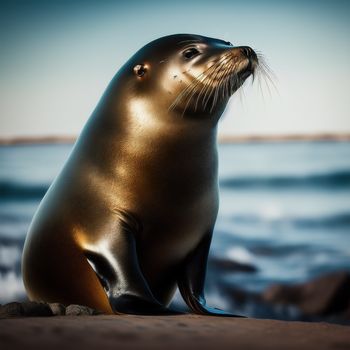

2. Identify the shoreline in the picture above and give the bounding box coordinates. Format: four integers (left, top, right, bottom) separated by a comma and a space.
1, 133, 350, 145
1, 314, 349, 350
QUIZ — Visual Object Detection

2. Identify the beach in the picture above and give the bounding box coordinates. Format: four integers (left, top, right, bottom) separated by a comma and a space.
1, 314, 350, 350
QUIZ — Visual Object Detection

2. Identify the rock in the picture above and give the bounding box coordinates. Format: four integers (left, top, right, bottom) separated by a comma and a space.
0, 301, 53, 317
21, 301, 53, 316
210, 257, 258, 273
1, 302, 103, 317
65, 304, 100, 316
262, 270, 350, 317
0, 302, 24, 317
48, 303, 66, 316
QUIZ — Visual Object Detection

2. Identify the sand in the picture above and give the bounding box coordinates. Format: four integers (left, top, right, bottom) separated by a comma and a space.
1, 315, 350, 350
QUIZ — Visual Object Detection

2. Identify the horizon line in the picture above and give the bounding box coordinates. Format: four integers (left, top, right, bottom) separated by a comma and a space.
1, 132, 350, 145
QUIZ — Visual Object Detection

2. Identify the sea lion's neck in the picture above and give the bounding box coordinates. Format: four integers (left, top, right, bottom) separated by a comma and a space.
74, 97, 219, 170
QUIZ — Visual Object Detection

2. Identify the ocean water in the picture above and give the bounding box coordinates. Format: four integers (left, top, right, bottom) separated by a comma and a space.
1, 142, 350, 317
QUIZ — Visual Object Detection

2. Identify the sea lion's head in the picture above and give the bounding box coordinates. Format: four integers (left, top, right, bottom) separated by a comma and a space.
115, 34, 258, 124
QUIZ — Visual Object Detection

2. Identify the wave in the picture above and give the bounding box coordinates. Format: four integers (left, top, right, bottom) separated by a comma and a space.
2, 169, 349, 201
0, 212, 32, 223
293, 213, 350, 229
0, 180, 49, 200
220, 169, 350, 189
230, 212, 350, 229
0, 235, 25, 246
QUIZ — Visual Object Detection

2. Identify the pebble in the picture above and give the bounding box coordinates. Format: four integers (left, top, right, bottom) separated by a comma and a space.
0, 302, 103, 317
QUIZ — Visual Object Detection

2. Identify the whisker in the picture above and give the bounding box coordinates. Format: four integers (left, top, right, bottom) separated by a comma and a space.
256, 69, 266, 102
178, 59, 225, 116
255, 53, 278, 97
202, 54, 232, 110
257, 54, 277, 79
258, 65, 278, 97
169, 48, 275, 116
213, 58, 232, 110
194, 56, 230, 110
203, 62, 226, 110
210, 57, 232, 112
173, 52, 232, 114
169, 56, 227, 112
222, 60, 235, 100
175, 60, 224, 115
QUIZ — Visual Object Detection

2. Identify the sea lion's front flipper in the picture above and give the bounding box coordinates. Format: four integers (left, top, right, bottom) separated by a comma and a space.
84, 210, 174, 315
178, 233, 246, 317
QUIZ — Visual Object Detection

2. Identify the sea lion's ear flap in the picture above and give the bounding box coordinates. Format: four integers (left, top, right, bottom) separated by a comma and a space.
133, 64, 147, 77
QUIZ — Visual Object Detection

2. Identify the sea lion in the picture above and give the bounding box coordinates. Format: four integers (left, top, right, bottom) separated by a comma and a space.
22, 34, 258, 316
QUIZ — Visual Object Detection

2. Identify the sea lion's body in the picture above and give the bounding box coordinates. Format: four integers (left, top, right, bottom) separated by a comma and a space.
22, 34, 257, 315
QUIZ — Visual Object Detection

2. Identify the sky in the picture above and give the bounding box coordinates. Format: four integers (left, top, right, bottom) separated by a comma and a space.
1, 0, 350, 138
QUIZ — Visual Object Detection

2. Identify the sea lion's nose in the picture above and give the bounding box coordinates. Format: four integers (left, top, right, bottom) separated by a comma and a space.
239, 46, 258, 61
239, 46, 255, 58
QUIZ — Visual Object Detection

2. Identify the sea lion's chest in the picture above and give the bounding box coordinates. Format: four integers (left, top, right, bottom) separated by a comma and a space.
109, 142, 219, 258
112, 136, 219, 208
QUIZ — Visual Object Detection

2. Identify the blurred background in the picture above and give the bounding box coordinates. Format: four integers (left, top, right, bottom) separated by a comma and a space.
1, 0, 350, 322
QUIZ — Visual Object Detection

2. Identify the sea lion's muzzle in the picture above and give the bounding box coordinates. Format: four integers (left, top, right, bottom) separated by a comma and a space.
239, 46, 257, 60
228, 46, 258, 81
237, 46, 258, 70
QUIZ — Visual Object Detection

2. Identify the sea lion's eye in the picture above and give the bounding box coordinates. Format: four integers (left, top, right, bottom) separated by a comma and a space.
133, 64, 147, 77
183, 48, 200, 59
